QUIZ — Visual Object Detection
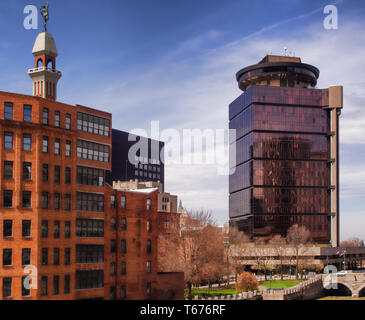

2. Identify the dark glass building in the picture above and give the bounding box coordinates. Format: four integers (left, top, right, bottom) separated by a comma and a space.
229, 55, 343, 246
111, 129, 165, 187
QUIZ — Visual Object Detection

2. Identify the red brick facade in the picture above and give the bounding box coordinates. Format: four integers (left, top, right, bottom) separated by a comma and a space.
0, 91, 183, 300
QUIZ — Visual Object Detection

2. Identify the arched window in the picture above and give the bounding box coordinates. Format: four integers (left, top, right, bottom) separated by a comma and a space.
37, 59, 43, 68
47, 60, 53, 70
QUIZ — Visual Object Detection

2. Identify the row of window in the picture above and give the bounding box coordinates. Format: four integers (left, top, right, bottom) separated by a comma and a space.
109, 260, 152, 277
76, 192, 104, 213
77, 112, 110, 137
3, 161, 71, 185
41, 221, 71, 239
2, 275, 71, 298
3, 132, 72, 156
41, 248, 71, 266
42, 108, 71, 129
3, 190, 71, 210
42, 136, 72, 156
77, 140, 110, 163
3, 103, 111, 138
76, 245, 104, 264
110, 239, 151, 254
76, 219, 104, 238
2, 220, 31, 238
76, 166, 104, 187
135, 170, 161, 180
109, 283, 151, 300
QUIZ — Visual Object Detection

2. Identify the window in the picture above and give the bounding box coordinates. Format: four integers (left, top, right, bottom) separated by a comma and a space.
110, 218, 116, 231
41, 276, 47, 296
54, 193, 60, 210
65, 141, 71, 157
54, 166, 60, 183
77, 112, 110, 137
64, 275, 70, 294
22, 277, 30, 297
55, 111, 60, 127
65, 248, 71, 265
65, 222, 71, 239
110, 286, 116, 300
22, 249, 31, 266
110, 240, 116, 253
43, 108, 49, 125
121, 196, 126, 209
22, 220, 31, 238
76, 139, 110, 163
147, 240, 152, 254
42, 136, 49, 153
147, 282, 151, 297
23, 134, 32, 151
53, 248, 60, 265
42, 164, 49, 182
121, 240, 127, 254
121, 218, 127, 232
23, 105, 32, 122
110, 195, 116, 209
65, 167, 71, 184
4, 161, 13, 179
41, 248, 48, 265
110, 262, 116, 276
54, 221, 60, 238
65, 194, 71, 211
121, 261, 126, 275
42, 192, 49, 209
147, 220, 152, 233
22, 191, 31, 208
76, 219, 104, 238
3, 249, 12, 266
147, 199, 152, 211
75, 270, 103, 290
4, 190, 13, 208
3, 220, 12, 238
4, 102, 13, 120
53, 276, 59, 295
76, 192, 104, 212
147, 261, 152, 274
65, 114, 71, 130
2, 278, 12, 298
54, 139, 60, 155
42, 221, 48, 238
120, 285, 126, 299
76, 245, 104, 263
4, 132, 13, 150
76, 166, 104, 187
23, 162, 32, 180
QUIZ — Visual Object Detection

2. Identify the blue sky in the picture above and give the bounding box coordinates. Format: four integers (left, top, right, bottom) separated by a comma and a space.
0, 0, 364, 241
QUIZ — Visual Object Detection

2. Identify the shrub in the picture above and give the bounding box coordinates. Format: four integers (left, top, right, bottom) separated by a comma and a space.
236, 272, 259, 293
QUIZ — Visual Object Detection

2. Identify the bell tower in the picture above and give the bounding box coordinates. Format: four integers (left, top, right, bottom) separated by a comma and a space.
27, 3, 61, 100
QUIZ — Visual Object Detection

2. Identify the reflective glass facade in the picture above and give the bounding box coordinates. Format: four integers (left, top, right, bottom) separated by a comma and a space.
229, 86, 331, 242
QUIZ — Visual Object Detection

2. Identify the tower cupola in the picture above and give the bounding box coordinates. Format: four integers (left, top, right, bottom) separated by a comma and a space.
27, 2, 61, 100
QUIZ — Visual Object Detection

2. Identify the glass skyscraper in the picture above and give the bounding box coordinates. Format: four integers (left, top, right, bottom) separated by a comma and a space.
229, 55, 343, 246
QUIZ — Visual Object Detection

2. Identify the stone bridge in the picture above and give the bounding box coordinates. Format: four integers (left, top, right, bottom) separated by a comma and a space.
325, 272, 365, 297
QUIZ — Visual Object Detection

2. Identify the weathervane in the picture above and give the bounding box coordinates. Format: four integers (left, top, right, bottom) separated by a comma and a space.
40, 1, 49, 32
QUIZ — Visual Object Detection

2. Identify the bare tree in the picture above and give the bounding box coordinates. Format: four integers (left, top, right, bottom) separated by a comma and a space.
269, 235, 287, 280
158, 210, 225, 299
287, 224, 311, 280
251, 244, 274, 281
341, 237, 364, 248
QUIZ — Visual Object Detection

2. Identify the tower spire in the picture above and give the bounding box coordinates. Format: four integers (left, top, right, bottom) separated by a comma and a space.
27, 3, 61, 101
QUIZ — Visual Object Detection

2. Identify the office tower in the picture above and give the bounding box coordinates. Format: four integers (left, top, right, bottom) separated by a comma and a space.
229, 55, 343, 246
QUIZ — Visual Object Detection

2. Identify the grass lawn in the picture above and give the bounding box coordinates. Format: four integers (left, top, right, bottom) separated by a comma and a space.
189, 285, 236, 298
259, 280, 302, 289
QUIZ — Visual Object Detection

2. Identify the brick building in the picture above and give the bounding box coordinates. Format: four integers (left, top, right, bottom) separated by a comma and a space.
0, 29, 183, 300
